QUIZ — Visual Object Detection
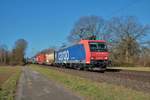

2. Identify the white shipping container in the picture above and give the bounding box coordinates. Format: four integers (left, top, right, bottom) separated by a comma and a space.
45, 53, 54, 65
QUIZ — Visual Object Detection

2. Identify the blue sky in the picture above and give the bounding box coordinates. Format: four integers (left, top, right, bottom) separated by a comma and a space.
0, 0, 150, 57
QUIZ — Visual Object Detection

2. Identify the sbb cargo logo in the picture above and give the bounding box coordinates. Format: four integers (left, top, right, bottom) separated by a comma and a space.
58, 50, 69, 61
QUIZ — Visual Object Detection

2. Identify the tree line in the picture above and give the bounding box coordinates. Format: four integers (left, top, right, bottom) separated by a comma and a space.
0, 39, 28, 65
68, 16, 150, 67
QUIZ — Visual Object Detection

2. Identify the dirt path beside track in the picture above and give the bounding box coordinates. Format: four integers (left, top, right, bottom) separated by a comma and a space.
15, 66, 83, 100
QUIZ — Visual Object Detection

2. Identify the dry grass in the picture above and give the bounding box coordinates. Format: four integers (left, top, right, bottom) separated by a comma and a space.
0, 67, 19, 86
0, 66, 21, 100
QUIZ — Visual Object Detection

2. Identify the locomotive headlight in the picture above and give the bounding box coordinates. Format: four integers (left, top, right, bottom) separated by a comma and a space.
91, 57, 94, 60
104, 57, 108, 60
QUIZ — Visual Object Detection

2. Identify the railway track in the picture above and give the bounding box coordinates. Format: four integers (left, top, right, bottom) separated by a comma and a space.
38, 65, 150, 93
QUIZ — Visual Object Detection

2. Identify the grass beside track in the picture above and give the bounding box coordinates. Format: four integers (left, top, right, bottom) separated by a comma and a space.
108, 67, 150, 72
29, 65, 150, 100
0, 66, 21, 100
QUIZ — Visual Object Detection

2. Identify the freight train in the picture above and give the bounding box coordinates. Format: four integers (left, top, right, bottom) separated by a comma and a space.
29, 39, 109, 71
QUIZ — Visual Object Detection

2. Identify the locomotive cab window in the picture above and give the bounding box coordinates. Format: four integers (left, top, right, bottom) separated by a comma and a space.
89, 42, 107, 52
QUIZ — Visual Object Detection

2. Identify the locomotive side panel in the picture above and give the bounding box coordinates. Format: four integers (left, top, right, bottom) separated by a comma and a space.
55, 44, 86, 64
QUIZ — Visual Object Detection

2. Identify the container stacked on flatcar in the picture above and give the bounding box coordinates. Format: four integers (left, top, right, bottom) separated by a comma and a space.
35, 54, 46, 64
45, 53, 55, 65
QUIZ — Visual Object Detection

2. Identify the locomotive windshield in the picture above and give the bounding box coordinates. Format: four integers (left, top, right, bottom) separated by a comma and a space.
89, 42, 107, 52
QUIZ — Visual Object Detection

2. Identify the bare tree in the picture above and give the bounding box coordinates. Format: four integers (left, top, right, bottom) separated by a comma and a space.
40, 48, 55, 54
139, 46, 150, 66
108, 16, 150, 65
68, 16, 110, 43
10, 39, 28, 65
0, 44, 9, 65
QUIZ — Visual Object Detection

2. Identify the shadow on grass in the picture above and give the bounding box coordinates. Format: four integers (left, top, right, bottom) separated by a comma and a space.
106, 68, 122, 72
88, 68, 122, 73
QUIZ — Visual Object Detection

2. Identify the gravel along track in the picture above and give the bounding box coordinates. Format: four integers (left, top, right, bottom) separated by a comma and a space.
43, 65, 150, 94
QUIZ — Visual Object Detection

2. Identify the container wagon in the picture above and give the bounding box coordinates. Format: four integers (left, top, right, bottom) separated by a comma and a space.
45, 53, 55, 65
35, 54, 46, 64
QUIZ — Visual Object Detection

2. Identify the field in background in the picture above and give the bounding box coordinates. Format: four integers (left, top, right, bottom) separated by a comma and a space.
108, 67, 150, 72
0, 66, 21, 100
29, 65, 150, 100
